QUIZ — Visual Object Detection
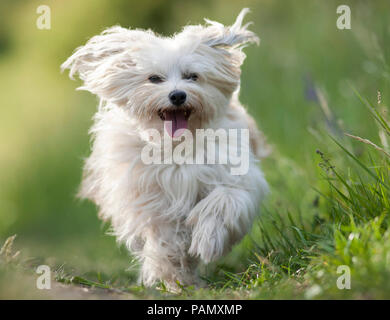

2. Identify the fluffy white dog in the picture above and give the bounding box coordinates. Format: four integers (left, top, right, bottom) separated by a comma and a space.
62, 8, 269, 291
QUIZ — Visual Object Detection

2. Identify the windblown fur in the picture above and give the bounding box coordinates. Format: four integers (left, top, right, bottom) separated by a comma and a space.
62, 8, 269, 291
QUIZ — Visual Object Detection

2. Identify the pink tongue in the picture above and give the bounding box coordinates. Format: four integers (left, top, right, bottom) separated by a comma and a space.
164, 110, 188, 138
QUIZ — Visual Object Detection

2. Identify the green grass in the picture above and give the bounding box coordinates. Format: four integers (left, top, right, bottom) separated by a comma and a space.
1, 0, 390, 299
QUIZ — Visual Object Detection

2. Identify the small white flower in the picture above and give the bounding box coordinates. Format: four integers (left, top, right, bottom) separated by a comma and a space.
305, 284, 322, 299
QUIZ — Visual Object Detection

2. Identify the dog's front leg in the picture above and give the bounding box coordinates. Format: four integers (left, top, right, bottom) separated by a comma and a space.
186, 183, 264, 263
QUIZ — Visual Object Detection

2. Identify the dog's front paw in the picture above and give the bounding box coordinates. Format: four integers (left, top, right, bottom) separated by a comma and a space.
186, 188, 236, 263
188, 222, 229, 263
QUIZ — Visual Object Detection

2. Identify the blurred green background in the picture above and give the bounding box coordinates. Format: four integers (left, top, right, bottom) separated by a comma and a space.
0, 0, 389, 297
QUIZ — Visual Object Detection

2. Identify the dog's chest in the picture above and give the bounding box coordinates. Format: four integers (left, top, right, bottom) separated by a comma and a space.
141, 162, 230, 209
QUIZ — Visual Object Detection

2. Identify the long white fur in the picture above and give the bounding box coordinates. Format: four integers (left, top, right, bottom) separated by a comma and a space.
62, 8, 268, 291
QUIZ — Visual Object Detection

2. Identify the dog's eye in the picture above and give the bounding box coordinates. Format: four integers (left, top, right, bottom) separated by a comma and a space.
183, 73, 198, 81
148, 75, 164, 84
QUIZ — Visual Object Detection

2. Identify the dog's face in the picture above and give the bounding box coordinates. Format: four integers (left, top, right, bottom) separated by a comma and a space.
62, 9, 258, 137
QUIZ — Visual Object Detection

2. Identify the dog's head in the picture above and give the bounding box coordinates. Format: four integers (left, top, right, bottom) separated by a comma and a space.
62, 8, 259, 137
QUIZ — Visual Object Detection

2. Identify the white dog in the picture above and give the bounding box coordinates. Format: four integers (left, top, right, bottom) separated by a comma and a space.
62, 8, 268, 291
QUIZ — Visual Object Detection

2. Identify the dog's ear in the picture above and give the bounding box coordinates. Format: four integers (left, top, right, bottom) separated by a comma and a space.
61, 27, 148, 105
180, 9, 258, 94
201, 8, 259, 52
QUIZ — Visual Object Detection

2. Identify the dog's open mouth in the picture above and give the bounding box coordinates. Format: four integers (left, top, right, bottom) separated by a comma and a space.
158, 109, 192, 138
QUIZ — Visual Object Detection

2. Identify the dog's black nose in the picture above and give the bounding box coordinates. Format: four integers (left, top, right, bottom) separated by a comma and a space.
169, 90, 187, 106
